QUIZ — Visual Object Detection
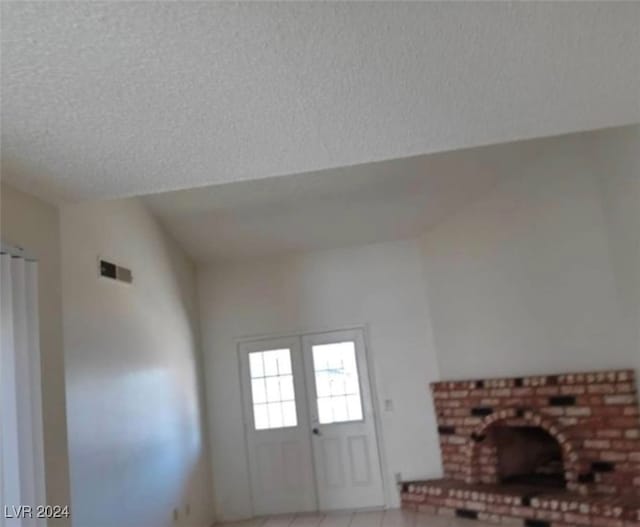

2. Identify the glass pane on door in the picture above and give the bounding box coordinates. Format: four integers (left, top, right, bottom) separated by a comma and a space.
248, 348, 298, 430
311, 341, 363, 424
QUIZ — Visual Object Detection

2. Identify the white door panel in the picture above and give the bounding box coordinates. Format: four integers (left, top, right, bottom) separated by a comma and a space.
303, 329, 385, 511
240, 337, 316, 516
347, 435, 372, 486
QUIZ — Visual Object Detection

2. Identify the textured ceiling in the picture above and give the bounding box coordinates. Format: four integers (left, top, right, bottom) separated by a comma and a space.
144, 128, 609, 264
2, 2, 639, 203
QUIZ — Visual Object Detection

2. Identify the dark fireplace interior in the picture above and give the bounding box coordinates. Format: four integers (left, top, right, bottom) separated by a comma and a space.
494, 426, 566, 489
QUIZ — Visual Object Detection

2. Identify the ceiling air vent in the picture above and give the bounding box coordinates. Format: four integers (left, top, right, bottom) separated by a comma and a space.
99, 258, 133, 284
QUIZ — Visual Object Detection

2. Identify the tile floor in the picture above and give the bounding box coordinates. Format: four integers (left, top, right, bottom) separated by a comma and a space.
216, 510, 491, 526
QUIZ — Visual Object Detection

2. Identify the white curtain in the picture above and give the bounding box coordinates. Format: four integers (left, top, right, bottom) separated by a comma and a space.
1, 249, 46, 527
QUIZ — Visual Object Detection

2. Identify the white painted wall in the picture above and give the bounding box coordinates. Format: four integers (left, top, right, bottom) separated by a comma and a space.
420, 126, 639, 381
198, 239, 442, 520
1, 183, 71, 526
60, 199, 213, 527
592, 126, 640, 379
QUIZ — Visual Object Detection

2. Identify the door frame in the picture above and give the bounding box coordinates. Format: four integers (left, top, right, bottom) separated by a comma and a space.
236, 324, 390, 516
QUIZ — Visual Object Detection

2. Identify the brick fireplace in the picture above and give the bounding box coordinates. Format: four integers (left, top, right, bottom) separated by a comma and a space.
401, 369, 640, 526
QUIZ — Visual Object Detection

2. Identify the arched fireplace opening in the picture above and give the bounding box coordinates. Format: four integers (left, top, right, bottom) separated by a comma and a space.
469, 411, 573, 490
493, 425, 565, 489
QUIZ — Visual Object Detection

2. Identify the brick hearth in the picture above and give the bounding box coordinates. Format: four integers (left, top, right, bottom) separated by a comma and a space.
401, 479, 640, 527
401, 369, 640, 526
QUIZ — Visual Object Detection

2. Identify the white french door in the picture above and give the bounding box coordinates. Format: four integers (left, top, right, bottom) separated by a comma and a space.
239, 329, 384, 516
239, 337, 317, 516
302, 329, 385, 511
